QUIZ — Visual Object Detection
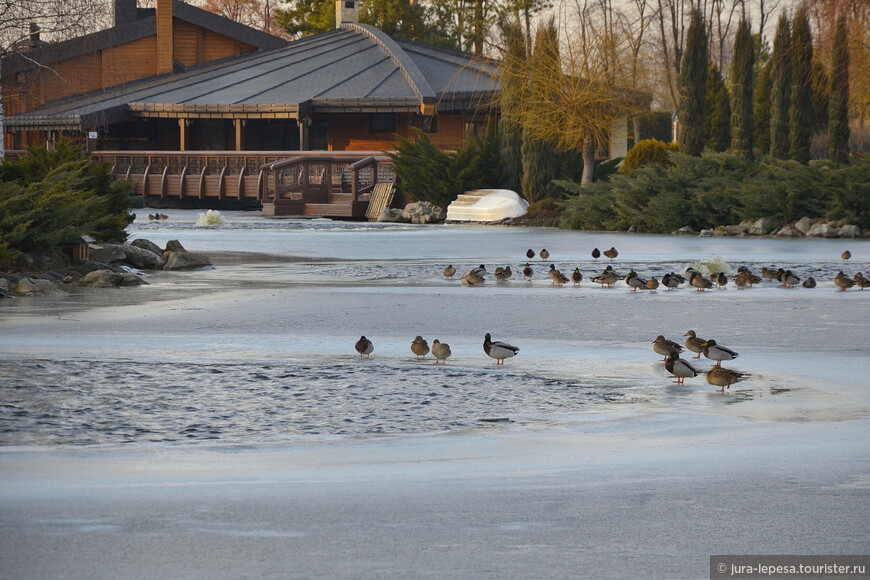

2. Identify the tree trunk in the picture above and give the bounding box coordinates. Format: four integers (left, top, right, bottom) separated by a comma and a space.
581, 131, 595, 185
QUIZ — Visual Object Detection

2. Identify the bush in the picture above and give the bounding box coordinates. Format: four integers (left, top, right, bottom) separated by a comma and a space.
620, 139, 679, 174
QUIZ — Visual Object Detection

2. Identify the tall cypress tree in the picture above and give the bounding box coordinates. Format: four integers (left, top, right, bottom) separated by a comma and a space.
754, 60, 772, 154
789, 4, 813, 163
678, 9, 709, 156
730, 17, 755, 160
498, 19, 528, 191
705, 64, 731, 152
828, 12, 850, 163
769, 14, 792, 159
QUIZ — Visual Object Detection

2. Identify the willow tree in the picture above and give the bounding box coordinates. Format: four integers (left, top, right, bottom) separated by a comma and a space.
769, 13, 792, 159
678, 9, 708, 156
828, 11, 850, 163
789, 4, 814, 163
730, 17, 755, 160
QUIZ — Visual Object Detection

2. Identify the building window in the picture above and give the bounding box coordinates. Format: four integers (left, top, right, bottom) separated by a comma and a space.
370, 113, 397, 134
412, 114, 438, 134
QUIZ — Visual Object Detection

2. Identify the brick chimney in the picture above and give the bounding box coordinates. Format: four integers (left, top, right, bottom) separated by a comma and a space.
114, 0, 138, 26
335, 0, 360, 28
156, 0, 173, 74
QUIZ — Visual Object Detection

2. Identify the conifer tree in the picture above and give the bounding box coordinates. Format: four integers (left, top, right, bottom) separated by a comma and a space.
828, 12, 850, 163
769, 13, 791, 159
754, 60, 772, 154
730, 17, 755, 160
789, 4, 813, 163
705, 64, 731, 152
498, 19, 527, 191
678, 9, 708, 156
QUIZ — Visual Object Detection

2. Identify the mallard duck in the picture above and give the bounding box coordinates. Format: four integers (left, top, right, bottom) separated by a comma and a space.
661, 272, 680, 290
443, 265, 456, 279
471, 265, 487, 277
548, 264, 568, 286
733, 271, 749, 289
571, 267, 583, 284
355, 336, 374, 359
592, 269, 619, 288
706, 366, 745, 391
689, 271, 713, 292
523, 263, 533, 281
431, 339, 452, 364
147, 213, 157, 221
854, 272, 870, 290
158, 213, 169, 220
761, 266, 778, 281
835, 271, 855, 291
411, 336, 429, 359
665, 351, 700, 384
483, 333, 519, 364
802, 276, 816, 288
652, 335, 683, 360
647, 276, 659, 292
540, 248, 550, 261
701, 339, 738, 366
494, 265, 513, 282
780, 270, 800, 288
683, 330, 706, 359
526, 249, 536, 260
603, 247, 618, 260
591, 248, 601, 260
462, 271, 485, 286
842, 250, 851, 260
669, 272, 686, 284
713, 272, 728, 288
625, 270, 647, 292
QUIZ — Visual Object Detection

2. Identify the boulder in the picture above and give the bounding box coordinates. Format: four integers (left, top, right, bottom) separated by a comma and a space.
0, 278, 11, 293
122, 244, 164, 270
130, 238, 164, 256
806, 222, 838, 238
774, 224, 800, 237
13, 278, 62, 296
88, 243, 126, 264
163, 251, 212, 271
78, 269, 125, 287
120, 273, 148, 286
672, 225, 697, 235
714, 224, 748, 236
838, 224, 862, 239
794, 216, 816, 234
0, 287, 14, 299
164, 239, 187, 253
377, 207, 406, 223
402, 201, 446, 224
748, 218, 774, 235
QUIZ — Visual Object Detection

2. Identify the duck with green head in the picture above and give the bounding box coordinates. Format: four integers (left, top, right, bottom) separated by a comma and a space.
483, 333, 519, 365
701, 339, 738, 366
665, 351, 700, 384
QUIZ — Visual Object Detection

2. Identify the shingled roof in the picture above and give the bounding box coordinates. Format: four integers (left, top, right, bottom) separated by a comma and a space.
7, 23, 500, 131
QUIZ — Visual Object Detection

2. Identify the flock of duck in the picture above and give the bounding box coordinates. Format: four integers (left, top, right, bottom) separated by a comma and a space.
443, 247, 868, 291
146, 213, 169, 221
655, 332, 744, 391
354, 333, 519, 366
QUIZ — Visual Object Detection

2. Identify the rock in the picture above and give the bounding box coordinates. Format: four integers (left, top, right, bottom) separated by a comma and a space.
88, 243, 126, 264
0, 287, 14, 299
122, 244, 164, 270
748, 218, 774, 235
0, 278, 10, 293
377, 207, 406, 223
673, 225, 697, 235
164, 239, 187, 253
794, 216, 816, 234
806, 222, 838, 238
402, 201, 446, 224
130, 238, 164, 256
698, 229, 714, 237
13, 278, 62, 296
163, 251, 212, 271
120, 273, 148, 286
775, 224, 802, 237
838, 224, 862, 238
713, 224, 748, 236
78, 269, 125, 287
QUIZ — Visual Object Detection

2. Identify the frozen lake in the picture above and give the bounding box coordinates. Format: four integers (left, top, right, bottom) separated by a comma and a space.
1, 210, 868, 579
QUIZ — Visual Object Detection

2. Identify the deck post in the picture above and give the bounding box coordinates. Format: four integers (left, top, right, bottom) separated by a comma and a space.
179, 119, 188, 151
234, 119, 243, 151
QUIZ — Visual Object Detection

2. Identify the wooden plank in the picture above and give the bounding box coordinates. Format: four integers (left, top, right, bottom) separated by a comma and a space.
365, 182, 395, 221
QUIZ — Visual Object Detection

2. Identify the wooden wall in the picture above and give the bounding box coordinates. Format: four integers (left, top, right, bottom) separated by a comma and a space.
327, 112, 471, 151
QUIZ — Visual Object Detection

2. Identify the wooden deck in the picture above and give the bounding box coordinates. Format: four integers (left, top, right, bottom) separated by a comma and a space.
91, 150, 396, 218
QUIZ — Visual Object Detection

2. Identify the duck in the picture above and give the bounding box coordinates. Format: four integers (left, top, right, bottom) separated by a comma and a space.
761, 266, 778, 281
668, 272, 686, 284
591, 248, 601, 260
706, 366, 745, 391
652, 335, 683, 360
683, 330, 706, 359
625, 270, 647, 292
854, 272, 870, 290
522, 263, 533, 281
411, 336, 429, 359
603, 247, 618, 260
571, 267, 583, 285
548, 264, 569, 286
665, 351, 700, 384
431, 339, 452, 364
471, 265, 487, 278
733, 271, 750, 289
646, 276, 659, 292
713, 272, 728, 289
841, 250, 851, 260
689, 271, 713, 292
462, 271, 486, 286
661, 272, 680, 290
781, 270, 800, 288
526, 249, 536, 260
355, 336, 374, 359
147, 213, 157, 221
701, 339, 738, 366
443, 265, 456, 279
483, 333, 519, 365
592, 269, 619, 288
835, 271, 855, 291
540, 248, 550, 261
494, 265, 513, 282
802, 276, 817, 288
158, 213, 169, 220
